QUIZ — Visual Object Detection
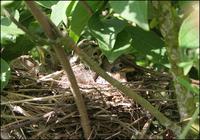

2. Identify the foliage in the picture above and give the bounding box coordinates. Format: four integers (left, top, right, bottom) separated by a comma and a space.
0, 1, 199, 138
110, 1, 149, 30
1, 10, 24, 43
179, 6, 199, 75
69, 1, 103, 42
0, 58, 11, 91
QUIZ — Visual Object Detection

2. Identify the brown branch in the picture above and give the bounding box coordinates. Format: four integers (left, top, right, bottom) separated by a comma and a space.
2, 7, 51, 46
1, 112, 55, 132
24, 1, 91, 139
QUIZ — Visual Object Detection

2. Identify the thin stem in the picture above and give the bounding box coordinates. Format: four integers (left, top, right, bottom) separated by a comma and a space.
25, 1, 92, 139
2, 7, 51, 46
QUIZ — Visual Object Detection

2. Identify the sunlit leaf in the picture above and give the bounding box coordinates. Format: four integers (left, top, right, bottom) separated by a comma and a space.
36, 1, 58, 9
1, 1, 13, 7
1, 10, 24, 43
110, 0, 149, 31
101, 27, 133, 63
89, 14, 127, 51
51, 1, 71, 26
0, 58, 11, 91
179, 8, 199, 48
69, 1, 103, 42
178, 61, 194, 75
65, 1, 77, 17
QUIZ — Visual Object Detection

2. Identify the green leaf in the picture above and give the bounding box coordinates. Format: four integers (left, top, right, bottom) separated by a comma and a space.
0, 58, 11, 91
89, 14, 127, 51
110, 0, 149, 31
66, 1, 78, 17
1, 1, 13, 7
125, 26, 166, 67
178, 61, 194, 75
179, 8, 199, 48
129, 26, 164, 52
69, 1, 103, 42
101, 27, 133, 63
177, 77, 199, 95
1, 10, 24, 43
36, 1, 58, 9
1, 1, 21, 11
1, 35, 35, 62
124, 26, 167, 68
50, 1, 71, 26
89, 15, 164, 63
149, 49, 169, 67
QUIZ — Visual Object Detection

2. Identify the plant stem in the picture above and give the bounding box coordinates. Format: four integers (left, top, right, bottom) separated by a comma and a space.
152, 1, 196, 121
25, 1, 91, 139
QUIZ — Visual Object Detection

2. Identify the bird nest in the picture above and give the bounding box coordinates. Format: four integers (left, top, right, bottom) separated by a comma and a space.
1, 55, 180, 139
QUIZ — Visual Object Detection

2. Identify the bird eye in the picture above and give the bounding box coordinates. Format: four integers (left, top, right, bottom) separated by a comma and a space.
46, 54, 51, 58
93, 52, 98, 56
59, 27, 64, 31
118, 63, 124, 68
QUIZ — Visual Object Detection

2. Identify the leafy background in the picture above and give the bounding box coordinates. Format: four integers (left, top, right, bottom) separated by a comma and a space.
0, 1, 199, 139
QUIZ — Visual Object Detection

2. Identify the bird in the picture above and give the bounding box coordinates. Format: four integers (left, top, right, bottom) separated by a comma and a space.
80, 43, 136, 82
100, 56, 136, 82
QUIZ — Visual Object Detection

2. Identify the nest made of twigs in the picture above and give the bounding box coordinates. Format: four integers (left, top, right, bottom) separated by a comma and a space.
1, 55, 179, 139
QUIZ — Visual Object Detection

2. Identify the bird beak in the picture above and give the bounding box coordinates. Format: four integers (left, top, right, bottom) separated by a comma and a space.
111, 66, 135, 73
120, 67, 135, 73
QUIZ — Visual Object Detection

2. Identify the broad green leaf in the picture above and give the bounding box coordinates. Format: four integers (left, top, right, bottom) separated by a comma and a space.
66, 1, 78, 18
101, 27, 133, 63
36, 1, 58, 9
89, 14, 127, 52
51, 1, 71, 26
89, 15, 164, 63
1, 10, 24, 43
69, 1, 103, 42
179, 8, 199, 48
129, 26, 166, 67
128, 26, 164, 52
1, 1, 13, 7
178, 61, 194, 75
0, 58, 11, 91
1, 35, 35, 62
177, 77, 199, 95
110, 0, 149, 31
1, 1, 21, 11
66, 1, 78, 17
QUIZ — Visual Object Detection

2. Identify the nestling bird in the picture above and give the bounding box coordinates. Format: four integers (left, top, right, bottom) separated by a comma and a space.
80, 43, 136, 82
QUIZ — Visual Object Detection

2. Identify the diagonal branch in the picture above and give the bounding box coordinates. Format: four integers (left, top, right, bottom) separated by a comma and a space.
24, 1, 91, 139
